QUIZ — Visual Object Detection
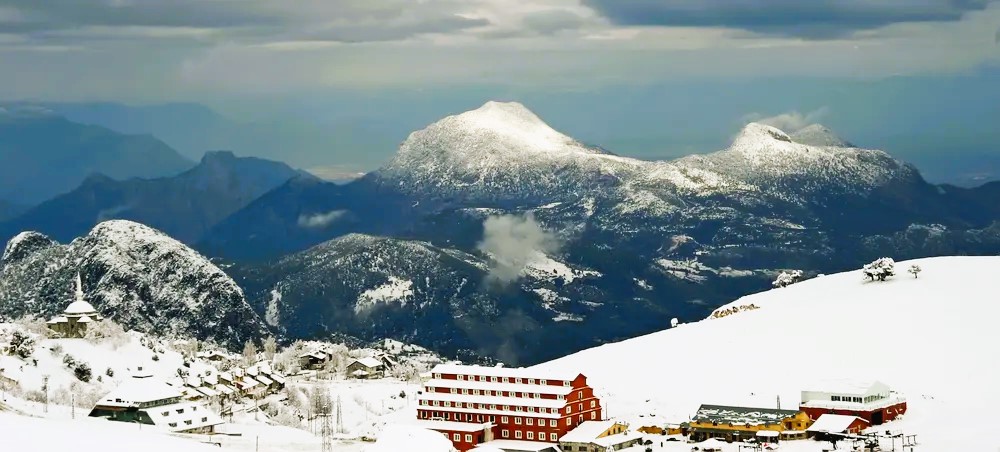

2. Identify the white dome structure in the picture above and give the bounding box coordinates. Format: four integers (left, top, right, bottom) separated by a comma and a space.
65, 300, 97, 316
47, 272, 103, 338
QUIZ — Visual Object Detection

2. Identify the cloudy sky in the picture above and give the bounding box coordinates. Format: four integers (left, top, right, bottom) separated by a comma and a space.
1, 1, 999, 180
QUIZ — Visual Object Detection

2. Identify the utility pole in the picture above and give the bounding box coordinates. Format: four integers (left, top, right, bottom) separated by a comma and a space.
319, 404, 333, 452
42, 375, 49, 415
336, 395, 344, 434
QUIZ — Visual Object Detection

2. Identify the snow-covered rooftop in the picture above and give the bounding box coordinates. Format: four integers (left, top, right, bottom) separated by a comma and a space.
353, 357, 383, 369
431, 363, 580, 382
559, 419, 623, 442
806, 414, 869, 434
96, 375, 184, 408
425, 378, 575, 396
65, 300, 97, 315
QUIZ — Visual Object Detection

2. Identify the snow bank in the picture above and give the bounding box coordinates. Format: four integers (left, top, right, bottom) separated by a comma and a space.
366, 425, 455, 452
535, 256, 1000, 451
0, 412, 221, 452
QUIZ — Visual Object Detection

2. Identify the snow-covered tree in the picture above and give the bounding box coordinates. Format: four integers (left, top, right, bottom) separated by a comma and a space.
863, 257, 895, 282
10, 330, 35, 359
772, 270, 803, 288
263, 336, 278, 361
908, 264, 922, 279
243, 340, 258, 365
74, 363, 92, 382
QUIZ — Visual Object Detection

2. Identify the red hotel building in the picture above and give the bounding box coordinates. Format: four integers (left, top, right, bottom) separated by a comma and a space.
415, 364, 603, 451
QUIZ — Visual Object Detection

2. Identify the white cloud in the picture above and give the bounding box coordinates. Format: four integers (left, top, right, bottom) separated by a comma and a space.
477, 213, 561, 285
744, 107, 831, 133
297, 209, 349, 228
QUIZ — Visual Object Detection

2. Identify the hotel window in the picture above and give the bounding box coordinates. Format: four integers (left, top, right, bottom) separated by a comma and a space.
527, 432, 534, 440
490, 404, 496, 410
590, 400, 596, 408
515, 417, 522, 425
563, 381, 571, 387
550, 433, 557, 441
453, 433, 460, 442
463, 389, 469, 395
451, 388, 457, 394
502, 430, 509, 438
528, 379, 535, 385
527, 418, 533, 426
515, 431, 523, 439
502, 416, 509, 423
434, 373, 440, 379
550, 419, 557, 427
540, 379, 546, 385
567, 406, 572, 414
516, 378, 522, 384
533, 393, 540, 399
591, 412, 596, 420
578, 403, 583, 411
491, 376, 498, 382
433, 401, 439, 406
578, 415, 583, 422
528, 407, 535, 413
578, 391, 583, 400
444, 401, 450, 407
503, 377, 509, 383
465, 434, 472, 443
504, 405, 510, 411
566, 418, 571, 426
458, 375, 464, 381
473, 389, 480, 396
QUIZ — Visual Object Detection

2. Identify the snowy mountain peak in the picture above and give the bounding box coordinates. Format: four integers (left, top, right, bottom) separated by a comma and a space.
791, 124, 854, 147
732, 122, 794, 147
1, 231, 58, 265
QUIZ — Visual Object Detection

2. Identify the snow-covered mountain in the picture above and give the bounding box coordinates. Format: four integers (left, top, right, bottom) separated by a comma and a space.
195, 101, 1000, 364
377, 101, 914, 208
0, 220, 268, 348
232, 232, 639, 365
533, 256, 1000, 451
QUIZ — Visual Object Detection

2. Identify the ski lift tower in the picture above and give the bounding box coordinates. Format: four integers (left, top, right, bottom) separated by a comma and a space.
319, 405, 333, 452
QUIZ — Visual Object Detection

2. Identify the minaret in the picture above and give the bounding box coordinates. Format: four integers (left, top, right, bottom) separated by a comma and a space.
74, 273, 84, 303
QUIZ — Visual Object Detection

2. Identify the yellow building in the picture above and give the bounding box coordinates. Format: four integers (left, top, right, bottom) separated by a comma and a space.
688, 404, 813, 442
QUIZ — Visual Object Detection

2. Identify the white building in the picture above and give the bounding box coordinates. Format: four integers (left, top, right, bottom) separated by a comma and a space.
799, 379, 907, 425
89, 368, 223, 433
47, 273, 104, 338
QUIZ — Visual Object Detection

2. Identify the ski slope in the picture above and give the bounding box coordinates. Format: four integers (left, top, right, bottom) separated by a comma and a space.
534, 256, 1000, 451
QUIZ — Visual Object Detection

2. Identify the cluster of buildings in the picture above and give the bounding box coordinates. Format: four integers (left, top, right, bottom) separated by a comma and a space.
298, 345, 399, 379
178, 361, 287, 403
412, 364, 908, 452
673, 379, 907, 446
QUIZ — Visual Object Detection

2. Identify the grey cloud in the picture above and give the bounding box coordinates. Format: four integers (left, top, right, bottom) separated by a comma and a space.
0, 0, 489, 44
521, 10, 588, 36
582, 0, 995, 38
477, 213, 561, 285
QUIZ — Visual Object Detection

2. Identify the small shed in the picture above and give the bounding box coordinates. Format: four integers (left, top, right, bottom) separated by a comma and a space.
806, 414, 870, 440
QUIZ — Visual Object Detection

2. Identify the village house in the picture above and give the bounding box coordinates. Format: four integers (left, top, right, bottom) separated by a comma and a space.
299, 350, 330, 370
687, 404, 813, 443
347, 357, 385, 379
89, 367, 223, 433
799, 380, 907, 425
47, 274, 104, 339
558, 420, 643, 452
805, 413, 871, 441
416, 363, 604, 451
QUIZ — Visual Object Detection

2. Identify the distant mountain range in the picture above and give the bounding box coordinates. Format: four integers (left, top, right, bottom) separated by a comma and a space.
0, 150, 303, 244
201, 102, 1000, 364
2, 101, 999, 364
0, 200, 27, 223
0, 107, 193, 205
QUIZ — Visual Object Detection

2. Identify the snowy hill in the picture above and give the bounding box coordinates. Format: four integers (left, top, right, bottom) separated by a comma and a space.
0, 220, 268, 348
533, 256, 1000, 451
